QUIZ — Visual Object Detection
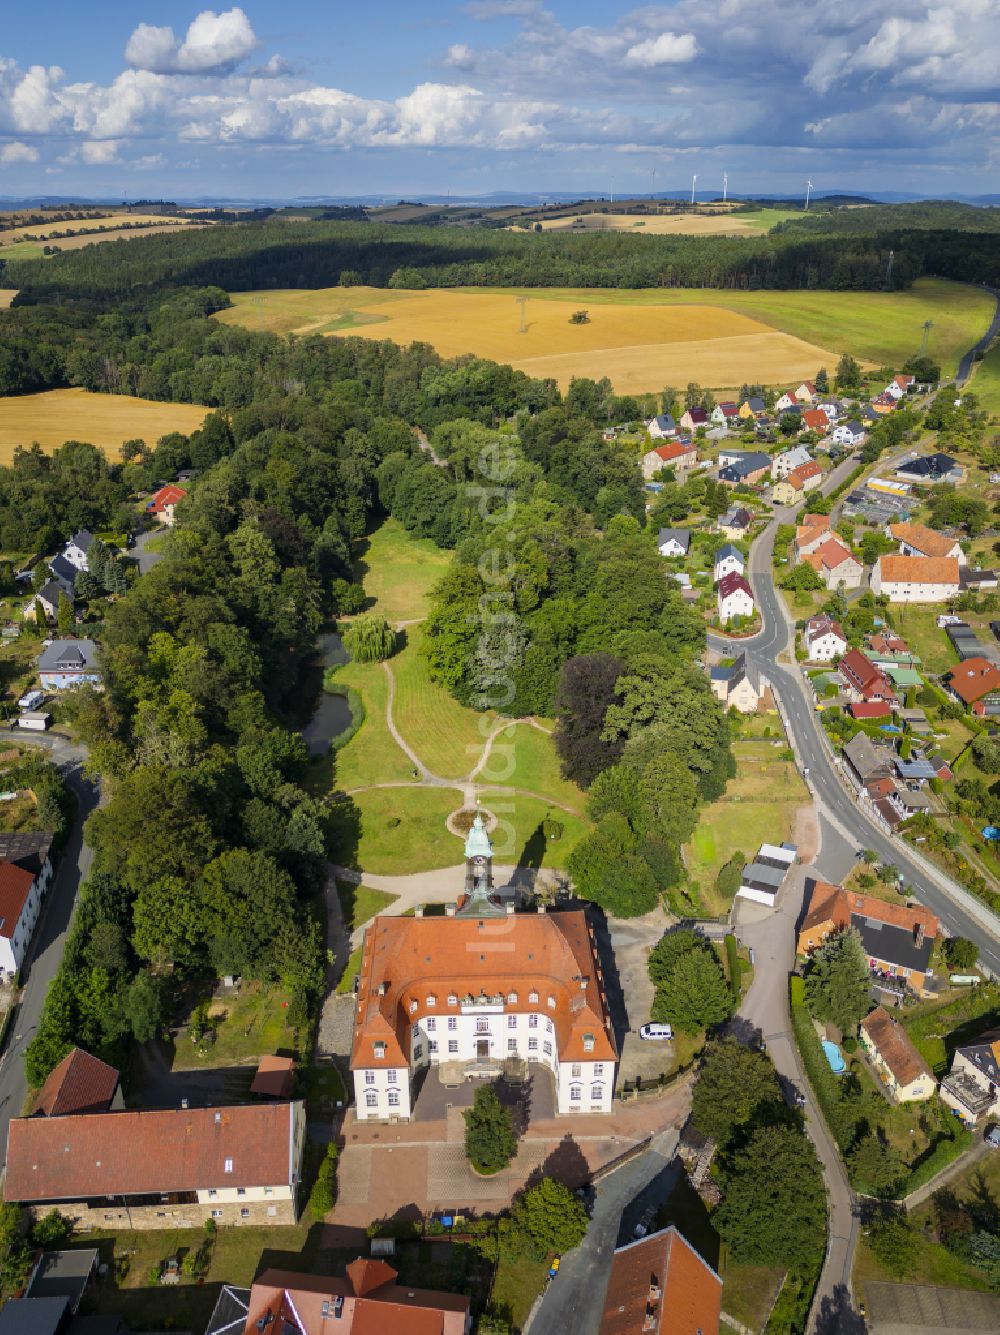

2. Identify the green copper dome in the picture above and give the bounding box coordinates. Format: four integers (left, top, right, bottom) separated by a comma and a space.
464, 809, 493, 860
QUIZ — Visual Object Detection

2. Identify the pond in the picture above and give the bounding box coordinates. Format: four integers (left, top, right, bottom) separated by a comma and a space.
302, 631, 353, 756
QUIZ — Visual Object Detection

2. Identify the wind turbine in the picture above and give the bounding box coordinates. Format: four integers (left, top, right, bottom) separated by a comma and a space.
690, 173, 698, 206
805, 179, 814, 211
650, 166, 657, 200
723, 171, 729, 204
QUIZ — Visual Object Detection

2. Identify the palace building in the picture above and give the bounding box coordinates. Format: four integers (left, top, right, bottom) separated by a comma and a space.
350, 812, 617, 1118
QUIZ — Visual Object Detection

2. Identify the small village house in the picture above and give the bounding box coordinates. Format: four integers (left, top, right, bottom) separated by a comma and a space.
793, 512, 831, 559
22, 581, 71, 626
717, 571, 755, 624
147, 483, 188, 527
679, 406, 709, 433
860, 1007, 936, 1103
710, 401, 739, 427
770, 444, 812, 480
738, 843, 796, 907
709, 652, 761, 713
795, 381, 817, 403
717, 506, 753, 540
797, 880, 939, 995
895, 453, 963, 486
801, 408, 831, 434
802, 538, 863, 590
599, 1226, 722, 1335
0, 832, 55, 981
718, 452, 770, 487
804, 615, 846, 661
641, 440, 698, 482
657, 528, 691, 558
944, 658, 1000, 717
37, 639, 101, 691
206, 1261, 471, 1335
774, 391, 799, 412
940, 1028, 1000, 1125
840, 649, 897, 704
888, 521, 965, 565
645, 413, 676, 439
773, 459, 823, 506
832, 420, 865, 447
870, 555, 961, 603
713, 543, 745, 583
62, 530, 95, 573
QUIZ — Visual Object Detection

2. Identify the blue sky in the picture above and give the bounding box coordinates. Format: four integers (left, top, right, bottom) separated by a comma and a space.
1, 2, 998, 199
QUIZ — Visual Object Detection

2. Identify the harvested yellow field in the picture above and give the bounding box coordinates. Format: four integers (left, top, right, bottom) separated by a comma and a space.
0, 388, 209, 462
43, 223, 211, 251
0, 213, 203, 246
217, 286, 838, 392
0, 290, 15, 308
533, 210, 795, 235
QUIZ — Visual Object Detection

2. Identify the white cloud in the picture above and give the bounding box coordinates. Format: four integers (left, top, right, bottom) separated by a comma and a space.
624, 33, 698, 67
444, 44, 474, 69
125, 7, 257, 74
0, 140, 39, 163
80, 139, 122, 164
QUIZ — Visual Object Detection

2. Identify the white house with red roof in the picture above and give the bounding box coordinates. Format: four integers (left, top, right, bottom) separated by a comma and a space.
147, 484, 189, 527
804, 615, 847, 662
0, 848, 50, 980
795, 381, 817, 404
641, 441, 698, 481
350, 816, 617, 1118
717, 571, 755, 624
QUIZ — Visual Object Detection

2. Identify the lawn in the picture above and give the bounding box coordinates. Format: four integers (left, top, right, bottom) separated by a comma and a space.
684, 737, 808, 916
392, 624, 499, 780
336, 880, 398, 931
173, 982, 301, 1071
323, 657, 415, 791
902, 984, 1000, 1077
490, 1251, 552, 1332
478, 789, 593, 872
217, 278, 993, 391
74, 1221, 339, 1332
336, 946, 363, 993
493, 720, 587, 814
970, 338, 1000, 416
0, 629, 46, 703
887, 605, 959, 677
0, 388, 209, 462
349, 785, 464, 875
353, 517, 452, 623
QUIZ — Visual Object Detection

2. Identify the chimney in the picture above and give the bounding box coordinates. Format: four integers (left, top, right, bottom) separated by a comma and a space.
415, 904, 424, 918
915, 922, 925, 948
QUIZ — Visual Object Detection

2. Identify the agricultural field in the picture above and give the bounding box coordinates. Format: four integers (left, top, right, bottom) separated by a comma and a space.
216, 277, 988, 393
533, 208, 800, 235
0, 388, 209, 461
0, 212, 205, 247
0, 289, 15, 308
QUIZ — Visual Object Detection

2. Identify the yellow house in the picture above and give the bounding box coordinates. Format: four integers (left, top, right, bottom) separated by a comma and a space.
772, 478, 802, 506
738, 401, 755, 420
860, 1007, 936, 1103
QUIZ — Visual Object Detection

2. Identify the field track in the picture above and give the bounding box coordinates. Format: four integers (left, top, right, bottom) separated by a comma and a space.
0, 388, 209, 462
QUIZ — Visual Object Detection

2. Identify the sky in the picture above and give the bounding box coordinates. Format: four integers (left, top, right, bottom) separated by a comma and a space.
0, 1, 998, 200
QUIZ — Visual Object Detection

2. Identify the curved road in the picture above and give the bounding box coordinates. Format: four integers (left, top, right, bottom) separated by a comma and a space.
956, 286, 1000, 385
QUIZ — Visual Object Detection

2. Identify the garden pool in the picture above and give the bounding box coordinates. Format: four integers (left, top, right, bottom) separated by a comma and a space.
821, 1039, 846, 1074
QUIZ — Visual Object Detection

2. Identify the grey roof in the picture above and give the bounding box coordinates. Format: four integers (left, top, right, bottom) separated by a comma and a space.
841, 419, 865, 433
720, 454, 770, 482
742, 861, 786, 888
843, 730, 893, 781
0, 831, 54, 878
48, 555, 77, 587
650, 413, 676, 431
747, 396, 766, 411
38, 581, 69, 608
28, 1248, 99, 1313
897, 452, 958, 479
852, 912, 932, 973
895, 754, 937, 781
0, 1296, 70, 1335
205, 1284, 251, 1335
715, 543, 743, 564
37, 639, 99, 673
657, 528, 691, 552
69, 530, 95, 552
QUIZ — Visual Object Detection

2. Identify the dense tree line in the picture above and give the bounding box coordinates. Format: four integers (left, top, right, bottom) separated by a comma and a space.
5, 212, 985, 308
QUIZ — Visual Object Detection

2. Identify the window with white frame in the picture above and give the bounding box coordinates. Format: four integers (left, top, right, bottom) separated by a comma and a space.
240, 1207, 250, 1218
388, 1090, 400, 1107
365, 1070, 375, 1085
570, 1086, 581, 1101
427, 994, 436, 1007
448, 1017, 457, 1031
508, 1038, 517, 1052
591, 1083, 603, 1100
374, 1042, 385, 1059
448, 993, 458, 1005
529, 990, 538, 1003
448, 1040, 458, 1053
387, 1069, 397, 1084
508, 1014, 516, 1029
409, 1000, 418, 1013
528, 1038, 538, 1052
508, 991, 517, 1003
476, 1019, 490, 1033
547, 996, 556, 1009
543, 1041, 552, 1057
224, 1158, 233, 1174
366, 1092, 377, 1107
426, 1017, 436, 1032
529, 1015, 538, 1029
594, 1064, 604, 1077
583, 1033, 595, 1052
571, 1064, 581, 1078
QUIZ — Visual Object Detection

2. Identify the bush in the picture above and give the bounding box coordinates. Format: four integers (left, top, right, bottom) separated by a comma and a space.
308, 1142, 339, 1220
30, 1209, 71, 1247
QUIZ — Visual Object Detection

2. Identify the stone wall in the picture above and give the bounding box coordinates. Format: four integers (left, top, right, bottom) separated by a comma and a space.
27, 1195, 298, 1231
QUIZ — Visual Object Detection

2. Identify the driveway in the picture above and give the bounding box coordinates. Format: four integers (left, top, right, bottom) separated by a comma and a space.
132, 525, 165, 575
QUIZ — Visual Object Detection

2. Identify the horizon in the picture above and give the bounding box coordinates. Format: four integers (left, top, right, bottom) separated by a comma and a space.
1, 2, 998, 198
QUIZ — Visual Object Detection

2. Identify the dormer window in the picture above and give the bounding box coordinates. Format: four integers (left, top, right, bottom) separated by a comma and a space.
373, 1042, 386, 1060
547, 996, 556, 1009
508, 992, 517, 1004
583, 1033, 595, 1052
224, 1158, 233, 1174
409, 1000, 418, 1013
447, 994, 457, 1006
529, 990, 538, 1004
426, 994, 436, 1007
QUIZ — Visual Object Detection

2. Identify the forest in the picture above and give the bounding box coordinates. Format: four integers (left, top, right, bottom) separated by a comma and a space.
3, 205, 999, 309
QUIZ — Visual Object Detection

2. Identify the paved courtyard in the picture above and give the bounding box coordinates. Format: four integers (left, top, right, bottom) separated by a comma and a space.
411, 1064, 555, 1125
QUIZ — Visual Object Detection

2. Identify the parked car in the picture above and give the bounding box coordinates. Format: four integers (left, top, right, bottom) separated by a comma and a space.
633, 1205, 657, 1239
986, 1125, 1000, 1149
17, 689, 45, 711
639, 1023, 673, 1041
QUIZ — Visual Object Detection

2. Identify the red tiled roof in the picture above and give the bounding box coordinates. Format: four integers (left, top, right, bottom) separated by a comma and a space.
150, 484, 188, 512
653, 442, 697, 463
0, 861, 35, 940
861, 1007, 933, 1089
841, 649, 894, 700
243, 1266, 470, 1335
800, 881, 938, 942
35, 1048, 119, 1118
788, 459, 823, 487
876, 555, 960, 586
4, 1102, 300, 1203
600, 1227, 722, 1335
849, 702, 892, 719
946, 658, 1000, 704
801, 409, 830, 432
250, 1055, 295, 1099
352, 909, 617, 1072
888, 523, 958, 559
718, 571, 753, 601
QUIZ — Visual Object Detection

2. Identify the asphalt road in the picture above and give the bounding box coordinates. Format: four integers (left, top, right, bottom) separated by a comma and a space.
956, 286, 1000, 385
0, 733, 96, 1152
710, 459, 1000, 978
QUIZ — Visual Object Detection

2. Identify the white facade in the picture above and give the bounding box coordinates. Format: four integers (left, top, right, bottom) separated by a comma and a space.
771, 445, 811, 480
718, 586, 754, 623
871, 562, 960, 603
0, 867, 48, 980
353, 1001, 614, 1117
805, 628, 846, 661
832, 424, 864, 446
63, 539, 90, 572
713, 552, 744, 582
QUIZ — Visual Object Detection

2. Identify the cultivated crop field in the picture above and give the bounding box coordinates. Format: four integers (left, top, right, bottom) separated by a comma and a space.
0, 290, 15, 308
217, 277, 988, 393
0, 212, 204, 247
0, 388, 209, 461
533, 209, 800, 235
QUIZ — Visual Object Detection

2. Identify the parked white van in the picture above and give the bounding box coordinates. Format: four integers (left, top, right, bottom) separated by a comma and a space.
639, 1023, 673, 1041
